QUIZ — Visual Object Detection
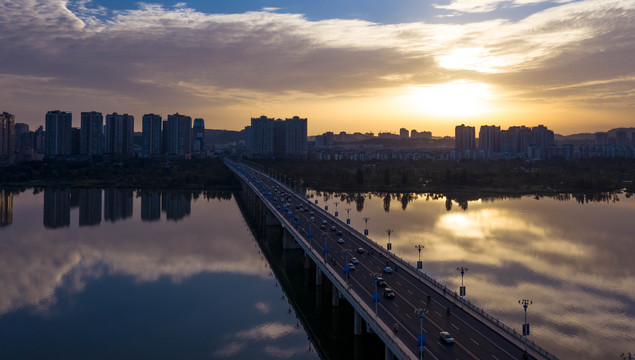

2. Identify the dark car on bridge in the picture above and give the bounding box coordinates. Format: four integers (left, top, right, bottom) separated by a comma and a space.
383, 288, 395, 299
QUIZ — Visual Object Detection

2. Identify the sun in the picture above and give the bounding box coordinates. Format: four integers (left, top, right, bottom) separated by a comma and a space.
401, 80, 494, 117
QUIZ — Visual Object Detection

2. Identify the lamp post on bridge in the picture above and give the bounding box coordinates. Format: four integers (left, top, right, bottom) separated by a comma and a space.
415, 245, 424, 270
414, 307, 429, 360
345, 208, 351, 224
334, 201, 339, 217
519, 299, 532, 359
370, 272, 380, 316
385, 228, 393, 251
457, 266, 468, 300
363, 217, 370, 236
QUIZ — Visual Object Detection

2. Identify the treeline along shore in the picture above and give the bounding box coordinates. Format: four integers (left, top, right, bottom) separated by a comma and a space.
1, 157, 634, 195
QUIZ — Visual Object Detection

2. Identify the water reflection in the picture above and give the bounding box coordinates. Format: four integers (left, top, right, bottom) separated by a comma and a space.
43, 188, 71, 229
0, 189, 317, 359
0, 189, 12, 227
310, 189, 635, 359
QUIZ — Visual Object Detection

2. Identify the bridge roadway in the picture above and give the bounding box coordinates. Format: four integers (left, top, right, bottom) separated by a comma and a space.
227, 160, 556, 360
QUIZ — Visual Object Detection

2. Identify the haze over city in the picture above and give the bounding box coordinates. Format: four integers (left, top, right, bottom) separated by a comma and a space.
1, 0, 633, 136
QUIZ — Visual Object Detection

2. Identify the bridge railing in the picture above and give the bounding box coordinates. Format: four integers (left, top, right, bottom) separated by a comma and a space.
228, 160, 558, 360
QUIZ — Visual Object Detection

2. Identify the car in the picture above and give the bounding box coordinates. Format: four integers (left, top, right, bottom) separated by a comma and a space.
337, 230, 343, 236
330, 226, 336, 231
347, 263, 356, 270
383, 266, 393, 274
351, 257, 359, 264
320, 224, 326, 229
376, 277, 386, 287
294, 215, 299, 221
357, 248, 365, 254
440, 332, 455, 344
383, 288, 395, 299
322, 220, 328, 225
309, 211, 315, 215
337, 238, 344, 244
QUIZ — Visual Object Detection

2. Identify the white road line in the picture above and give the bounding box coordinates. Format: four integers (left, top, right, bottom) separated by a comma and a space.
437, 341, 446, 348
471, 338, 480, 346
394, 302, 399, 308
434, 311, 442, 317
492, 355, 500, 360
406, 313, 412, 320
452, 323, 459, 330
407, 289, 414, 295
396, 281, 402, 286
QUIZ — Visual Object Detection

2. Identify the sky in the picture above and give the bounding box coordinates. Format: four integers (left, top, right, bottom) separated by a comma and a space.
0, 0, 633, 136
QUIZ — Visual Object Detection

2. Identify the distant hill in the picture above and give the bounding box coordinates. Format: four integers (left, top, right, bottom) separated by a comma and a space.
555, 128, 635, 145
205, 129, 243, 145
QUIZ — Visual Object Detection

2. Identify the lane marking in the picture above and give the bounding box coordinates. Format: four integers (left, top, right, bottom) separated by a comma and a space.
470, 338, 480, 346
396, 281, 402, 286
407, 289, 414, 295
492, 356, 500, 360
434, 311, 442, 317
406, 313, 412, 320
452, 323, 459, 330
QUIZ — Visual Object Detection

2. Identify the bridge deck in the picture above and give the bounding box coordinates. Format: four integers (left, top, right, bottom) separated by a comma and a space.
226, 160, 557, 360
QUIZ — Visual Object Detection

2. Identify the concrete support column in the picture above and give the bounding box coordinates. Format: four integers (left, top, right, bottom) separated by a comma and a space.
384, 346, 394, 360
304, 252, 310, 269
315, 268, 322, 286
354, 310, 362, 335
331, 284, 340, 307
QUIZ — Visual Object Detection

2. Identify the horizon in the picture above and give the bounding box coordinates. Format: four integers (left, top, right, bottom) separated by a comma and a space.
1, 0, 634, 137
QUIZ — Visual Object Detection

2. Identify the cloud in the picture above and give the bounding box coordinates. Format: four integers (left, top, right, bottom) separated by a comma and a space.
0, 0, 633, 131
235, 323, 301, 340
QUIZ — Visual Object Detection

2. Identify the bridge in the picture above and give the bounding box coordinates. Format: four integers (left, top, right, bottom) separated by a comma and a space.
226, 159, 558, 360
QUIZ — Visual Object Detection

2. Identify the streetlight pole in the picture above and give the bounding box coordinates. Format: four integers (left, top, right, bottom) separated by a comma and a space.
334, 201, 339, 217
363, 217, 370, 236
370, 272, 380, 316
414, 308, 428, 360
415, 245, 424, 270
519, 299, 532, 359
457, 266, 468, 299
345, 208, 351, 224
385, 228, 393, 251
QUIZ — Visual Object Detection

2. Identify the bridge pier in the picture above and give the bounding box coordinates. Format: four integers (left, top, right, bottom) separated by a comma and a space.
315, 268, 322, 286
354, 311, 362, 335
304, 252, 310, 269
384, 346, 394, 360
331, 284, 339, 307
282, 229, 300, 249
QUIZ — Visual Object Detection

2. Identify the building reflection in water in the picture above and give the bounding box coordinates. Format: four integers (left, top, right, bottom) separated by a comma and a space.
79, 189, 102, 227
0, 189, 12, 227
141, 192, 161, 222
162, 192, 191, 222
43, 188, 71, 229
104, 188, 133, 223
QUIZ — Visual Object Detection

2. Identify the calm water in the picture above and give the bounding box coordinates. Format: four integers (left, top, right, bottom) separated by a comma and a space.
2, 189, 634, 359
0, 189, 320, 360
310, 191, 635, 359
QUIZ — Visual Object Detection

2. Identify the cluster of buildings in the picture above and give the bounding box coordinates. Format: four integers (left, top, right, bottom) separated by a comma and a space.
0, 110, 206, 164
244, 116, 308, 159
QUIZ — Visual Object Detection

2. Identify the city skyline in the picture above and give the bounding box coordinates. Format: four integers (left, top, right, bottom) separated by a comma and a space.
1, 1, 634, 136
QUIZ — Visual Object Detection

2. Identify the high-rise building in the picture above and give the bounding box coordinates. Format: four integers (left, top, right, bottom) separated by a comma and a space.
45, 110, 72, 158
273, 119, 286, 158
595, 132, 609, 146
400, 128, 409, 138
13, 123, 28, 153
531, 125, 555, 149
142, 114, 162, 157
105, 113, 134, 157
501, 126, 533, 153
455, 124, 476, 151
616, 130, 628, 146
166, 113, 192, 157
248, 115, 274, 157
192, 118, 205, 156
478, 125, 501, 152
33, 126, 45, 154
284, 116, 307, 159
0, 112, 15, 164
80, 111, 103, 156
